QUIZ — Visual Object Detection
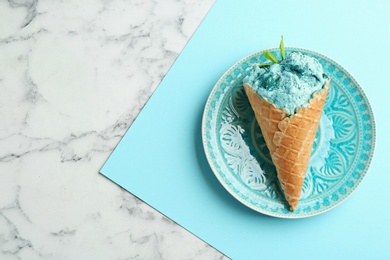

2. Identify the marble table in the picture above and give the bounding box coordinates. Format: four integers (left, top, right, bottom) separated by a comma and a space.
0, 0, 229, 259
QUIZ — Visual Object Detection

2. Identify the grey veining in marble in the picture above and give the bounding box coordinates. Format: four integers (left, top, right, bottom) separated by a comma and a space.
0, 0, 229, 259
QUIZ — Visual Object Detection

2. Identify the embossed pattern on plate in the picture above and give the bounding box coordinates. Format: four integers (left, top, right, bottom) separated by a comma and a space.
202, 48, 375, 218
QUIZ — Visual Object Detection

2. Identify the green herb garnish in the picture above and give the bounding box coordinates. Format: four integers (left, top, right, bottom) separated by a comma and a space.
257, 36, 286, 68
259, 64, 271, 68
263, 51, 278, 63
280, 35, 285, 60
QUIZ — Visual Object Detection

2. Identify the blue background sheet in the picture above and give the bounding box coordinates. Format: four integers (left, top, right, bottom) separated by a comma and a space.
101, 0, 390, 259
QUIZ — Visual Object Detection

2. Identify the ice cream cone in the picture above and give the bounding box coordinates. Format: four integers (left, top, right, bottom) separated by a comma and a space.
244, 80, 330, 211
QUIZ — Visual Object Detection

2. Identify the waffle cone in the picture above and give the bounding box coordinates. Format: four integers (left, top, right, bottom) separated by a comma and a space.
244, 80, 330, 211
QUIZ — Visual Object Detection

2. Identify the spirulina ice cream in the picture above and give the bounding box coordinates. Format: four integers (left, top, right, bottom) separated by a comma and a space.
243, 52, 328, 115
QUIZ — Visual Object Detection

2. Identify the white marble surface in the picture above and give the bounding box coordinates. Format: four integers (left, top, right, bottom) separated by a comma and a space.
0, 0, 229, 259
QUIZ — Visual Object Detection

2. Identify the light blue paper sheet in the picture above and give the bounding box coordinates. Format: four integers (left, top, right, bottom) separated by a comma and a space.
101, 0, 390, 258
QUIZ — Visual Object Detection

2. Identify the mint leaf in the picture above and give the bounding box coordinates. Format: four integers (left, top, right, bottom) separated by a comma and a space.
263, 51, 278, 63
259, 64, 271, 68
280, 35, 285, 60
256, 36, 286, 69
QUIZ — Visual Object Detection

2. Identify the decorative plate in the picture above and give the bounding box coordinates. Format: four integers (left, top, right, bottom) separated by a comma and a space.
202, 47, 375, 218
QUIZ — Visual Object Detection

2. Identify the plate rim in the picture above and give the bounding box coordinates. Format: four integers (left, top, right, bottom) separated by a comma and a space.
201, 47, 376, 219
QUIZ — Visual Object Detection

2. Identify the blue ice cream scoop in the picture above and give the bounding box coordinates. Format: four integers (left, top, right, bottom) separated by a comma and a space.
243, 52, 328, 115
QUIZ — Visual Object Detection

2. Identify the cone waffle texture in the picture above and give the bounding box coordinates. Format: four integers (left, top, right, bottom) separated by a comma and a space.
244, 80, 330, 211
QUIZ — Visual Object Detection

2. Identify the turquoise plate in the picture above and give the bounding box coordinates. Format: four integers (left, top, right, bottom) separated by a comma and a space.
202, 47, 375, 218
